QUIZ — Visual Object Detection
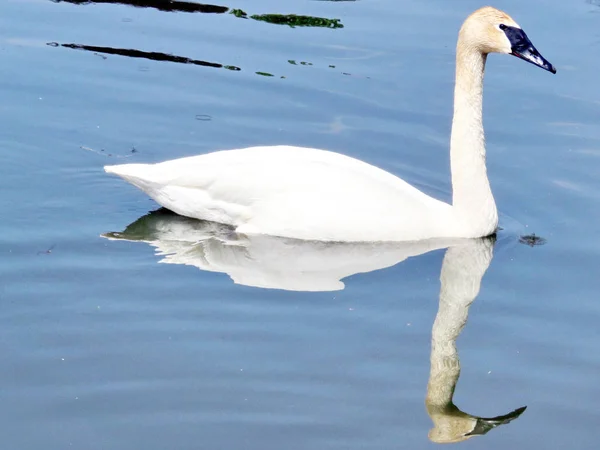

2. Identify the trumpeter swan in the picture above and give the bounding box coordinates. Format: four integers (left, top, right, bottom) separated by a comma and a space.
105, 7, 555, 242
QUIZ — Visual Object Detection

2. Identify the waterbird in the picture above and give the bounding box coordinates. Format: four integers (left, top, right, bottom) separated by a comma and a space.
105, 7, 555, 242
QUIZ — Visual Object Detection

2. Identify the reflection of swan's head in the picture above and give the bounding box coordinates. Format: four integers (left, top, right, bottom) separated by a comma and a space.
427, 403, 526, 444
428, 406, 477, 444
460, 7, 555, 73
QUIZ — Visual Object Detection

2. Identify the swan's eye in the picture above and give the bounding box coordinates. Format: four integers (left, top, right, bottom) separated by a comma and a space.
499, 24, 507, 30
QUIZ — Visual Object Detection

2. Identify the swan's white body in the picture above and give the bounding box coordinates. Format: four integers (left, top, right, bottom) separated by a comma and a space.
106, 146, 455, 242
105, 7, 554, 243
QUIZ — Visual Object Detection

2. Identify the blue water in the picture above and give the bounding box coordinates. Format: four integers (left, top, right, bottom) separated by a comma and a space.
2, 0, 600, 448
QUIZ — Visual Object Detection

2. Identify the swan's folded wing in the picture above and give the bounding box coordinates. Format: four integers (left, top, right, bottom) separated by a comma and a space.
106, 145, 452, 241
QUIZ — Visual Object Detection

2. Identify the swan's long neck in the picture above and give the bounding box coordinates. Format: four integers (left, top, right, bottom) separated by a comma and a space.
449, 42, 498, 236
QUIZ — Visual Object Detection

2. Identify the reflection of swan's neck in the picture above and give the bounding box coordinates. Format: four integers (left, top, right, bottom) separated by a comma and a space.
450, 39, 498, 236
426, 239, 494, 444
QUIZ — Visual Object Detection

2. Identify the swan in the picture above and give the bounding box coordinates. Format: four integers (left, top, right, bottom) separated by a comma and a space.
105, 6, 555, 242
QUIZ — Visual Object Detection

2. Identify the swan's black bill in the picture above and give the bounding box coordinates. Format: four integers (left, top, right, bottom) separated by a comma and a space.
501, 25, 556, 74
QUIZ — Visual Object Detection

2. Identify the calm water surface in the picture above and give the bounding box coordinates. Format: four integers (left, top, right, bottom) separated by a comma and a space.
2, 0, 600, 448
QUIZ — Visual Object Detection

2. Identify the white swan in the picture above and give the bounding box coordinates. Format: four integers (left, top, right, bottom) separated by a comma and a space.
105, 7, 555, 242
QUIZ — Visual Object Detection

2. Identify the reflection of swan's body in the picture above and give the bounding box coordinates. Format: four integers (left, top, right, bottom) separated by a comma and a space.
427, 237, 525, 443
104, 211, 525, 441
104, 7, 554, 243
102, 209, 461, 291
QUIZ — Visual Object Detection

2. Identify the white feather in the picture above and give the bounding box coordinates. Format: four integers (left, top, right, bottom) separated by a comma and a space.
105, 146, 453, 242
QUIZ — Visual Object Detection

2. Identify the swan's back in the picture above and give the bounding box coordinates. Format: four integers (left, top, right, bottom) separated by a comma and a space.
106, 146, 452, 242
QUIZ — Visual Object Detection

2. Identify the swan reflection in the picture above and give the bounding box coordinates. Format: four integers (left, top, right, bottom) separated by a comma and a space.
427, 237, 525, 443
103, 209, 525, 442
102, 208, 458, 291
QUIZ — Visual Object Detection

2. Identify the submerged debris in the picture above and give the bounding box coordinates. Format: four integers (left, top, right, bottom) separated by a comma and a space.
37, 244, 56, 255
231, 9, 343, 28
81, 145, 138, 159
519, 233, 547, 247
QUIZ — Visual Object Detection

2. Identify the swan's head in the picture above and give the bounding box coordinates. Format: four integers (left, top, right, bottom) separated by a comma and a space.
460, 6, 556, 74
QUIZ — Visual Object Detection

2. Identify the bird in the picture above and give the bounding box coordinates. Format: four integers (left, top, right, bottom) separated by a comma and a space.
105, 6, 556, 243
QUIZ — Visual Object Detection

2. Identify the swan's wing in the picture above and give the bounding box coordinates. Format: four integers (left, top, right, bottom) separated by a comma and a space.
106, 146, 451, 241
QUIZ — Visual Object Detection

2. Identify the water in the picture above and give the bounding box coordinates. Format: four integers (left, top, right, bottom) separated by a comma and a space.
2, 0, 600, 448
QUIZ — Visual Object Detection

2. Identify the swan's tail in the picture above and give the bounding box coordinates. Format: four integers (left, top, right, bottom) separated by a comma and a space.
105, 163, 152, 179
104, 163, 160, 192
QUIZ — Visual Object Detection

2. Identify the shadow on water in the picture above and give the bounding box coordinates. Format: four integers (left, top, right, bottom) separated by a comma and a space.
47, 41, 309, 78
47, 42, 242, 72
51, 0, 229, 13
46, 41, 355, 78
48, 1, 351, 77
230, 9, 343, 28
51, 0, 344, 28
103, 209, 526, 443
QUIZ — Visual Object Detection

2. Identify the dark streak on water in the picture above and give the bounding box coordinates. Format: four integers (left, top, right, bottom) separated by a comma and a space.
49, 42, 242, 71
52, 0, 230, 14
